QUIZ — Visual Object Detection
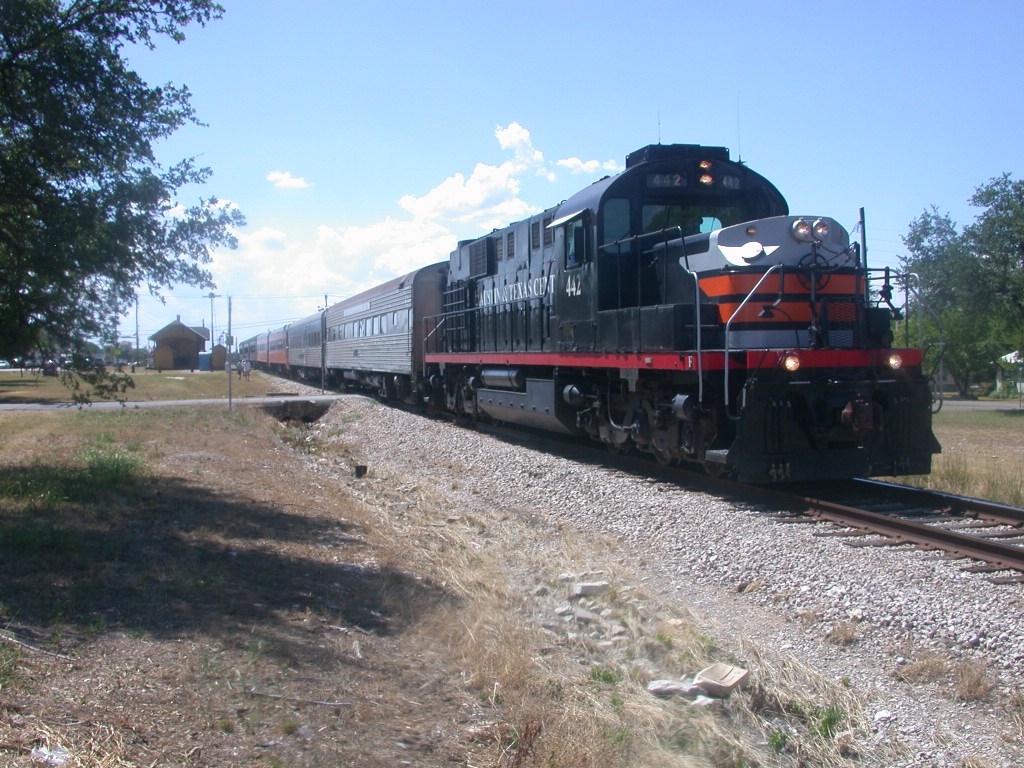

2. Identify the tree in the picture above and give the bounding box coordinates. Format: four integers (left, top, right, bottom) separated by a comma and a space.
901, 208, 994, 396
965, 174, 1024, 340
901, 175, 1024, 397
0, 0, 244, 363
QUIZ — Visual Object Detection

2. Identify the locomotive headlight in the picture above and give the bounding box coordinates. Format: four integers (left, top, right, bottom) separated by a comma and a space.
791, 218, 814, 241
812, 219, 830, 240
782, 352, 801, 372
887, 353, 904, 370
699, 173, 714, 186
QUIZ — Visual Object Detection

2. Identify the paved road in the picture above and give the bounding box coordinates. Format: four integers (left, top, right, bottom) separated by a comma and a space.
938, 397, 1024, 411
0, 393, 347, 412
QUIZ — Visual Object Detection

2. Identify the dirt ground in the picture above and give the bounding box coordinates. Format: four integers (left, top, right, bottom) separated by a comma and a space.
2, 393, 1021, 767
0, 404, 490, 767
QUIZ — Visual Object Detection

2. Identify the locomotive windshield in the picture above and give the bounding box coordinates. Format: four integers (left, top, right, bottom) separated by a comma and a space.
641, 203, 746, 236
597, 159, 787, 255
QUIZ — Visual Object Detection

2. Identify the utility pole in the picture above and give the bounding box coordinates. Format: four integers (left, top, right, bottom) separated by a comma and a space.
227, 296, 233, 410
133, 298, 139, 372
207, 292, 221, 348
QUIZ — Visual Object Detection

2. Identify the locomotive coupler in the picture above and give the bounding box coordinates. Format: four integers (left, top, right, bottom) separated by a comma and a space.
840, 396, 879, 436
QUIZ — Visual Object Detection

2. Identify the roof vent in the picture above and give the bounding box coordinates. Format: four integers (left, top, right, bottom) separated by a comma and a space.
625, 144, 730, 168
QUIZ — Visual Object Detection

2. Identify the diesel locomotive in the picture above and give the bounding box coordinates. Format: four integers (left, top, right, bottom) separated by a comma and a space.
242, 143, 940, 483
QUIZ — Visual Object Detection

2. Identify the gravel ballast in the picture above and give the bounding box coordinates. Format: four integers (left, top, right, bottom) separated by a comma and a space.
296, 389, 1023, 767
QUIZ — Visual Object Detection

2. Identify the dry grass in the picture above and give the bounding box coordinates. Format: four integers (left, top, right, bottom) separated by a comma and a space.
894, 651, 948, 684
896, 407, 1024, 505
825, 621, 860, 646
891, 649, 998, 705
3, 389, 1020, 766
314, 404, 880, 768
954, 659, 996, 702
1008, 689, 1024, 739
0, 367, 282, 405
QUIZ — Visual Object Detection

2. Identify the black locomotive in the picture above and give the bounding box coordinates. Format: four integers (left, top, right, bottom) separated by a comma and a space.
243, 143, 940, 482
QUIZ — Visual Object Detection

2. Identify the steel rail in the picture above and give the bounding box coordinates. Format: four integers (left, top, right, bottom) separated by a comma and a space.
800, 493, 1024, 573
853, 478, 1024, 527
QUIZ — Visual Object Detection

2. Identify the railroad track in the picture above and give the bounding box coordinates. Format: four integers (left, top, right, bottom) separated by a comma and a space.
775, 479, 1024, 583
472, 420, 1024, 581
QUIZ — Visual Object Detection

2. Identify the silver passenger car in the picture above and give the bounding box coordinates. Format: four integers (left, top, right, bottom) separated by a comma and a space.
286, 310, 325, 381
323, 262, 447, 400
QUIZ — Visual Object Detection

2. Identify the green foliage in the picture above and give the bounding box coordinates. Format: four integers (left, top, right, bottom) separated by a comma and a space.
59, 362, 136, 405
810, 704, 845, 739
0, 1, 245, 359
966, 174, 1024, 326
0, 644, 22, 689
901, 175, 1024, 395
588, 665, 623, 685
768, 728, 789, 752
81, 441, 145, 488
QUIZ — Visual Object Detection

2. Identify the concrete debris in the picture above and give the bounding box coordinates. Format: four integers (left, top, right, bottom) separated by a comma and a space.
572, 607, 601, 624
646, 679, 705, 698
694, 663, 749, 697
690, 695, 721, 708
571, 581, 610, 598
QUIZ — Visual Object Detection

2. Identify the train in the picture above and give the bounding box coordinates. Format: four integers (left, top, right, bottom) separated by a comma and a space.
240, 143, 940, 483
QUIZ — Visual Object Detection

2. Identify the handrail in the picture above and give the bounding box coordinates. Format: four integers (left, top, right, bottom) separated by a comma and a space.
723, 263, 783, 420
902, 272, 945, 414
598, 226, 711, 402
680, 265, 704, 403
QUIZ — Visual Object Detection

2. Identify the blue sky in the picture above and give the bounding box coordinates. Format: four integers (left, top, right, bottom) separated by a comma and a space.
118, 0, 1024, 347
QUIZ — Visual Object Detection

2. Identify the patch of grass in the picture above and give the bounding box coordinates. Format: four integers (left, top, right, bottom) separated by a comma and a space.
0, 368, 278, 405
810, 704, 846, 738
893, 408, 1024, 505
81, 444, 144, 488
589, 665, 623, 685
653, 631, 673, 648
0, 643, 23, 689
0, 437, 144, 514
0, 521, 79, 555
954, 659, 995, 702
280, 719, 301, 736
768, 727, 789, 753
825, 620, 860, 646
1008, 688, 1024, 734
895, 651, 947, 683
608, 693, 625, 715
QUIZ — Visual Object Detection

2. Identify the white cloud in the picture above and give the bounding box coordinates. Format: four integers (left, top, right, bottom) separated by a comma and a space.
266, 170, 310, 189
125, 124, 620, 340
398, 161, 523, 222
556, 157, 621, 175
496, 122, 543, 167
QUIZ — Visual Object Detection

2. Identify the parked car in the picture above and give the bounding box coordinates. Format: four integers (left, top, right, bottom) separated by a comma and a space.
0, 360, 10, 369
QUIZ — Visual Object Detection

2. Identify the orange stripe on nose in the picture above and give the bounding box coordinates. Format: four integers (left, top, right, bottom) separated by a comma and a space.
699, 273, 862, 298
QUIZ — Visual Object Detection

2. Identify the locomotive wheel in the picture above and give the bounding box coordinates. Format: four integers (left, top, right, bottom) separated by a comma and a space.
606, 442, 630, 456
653, 447, 678, 466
